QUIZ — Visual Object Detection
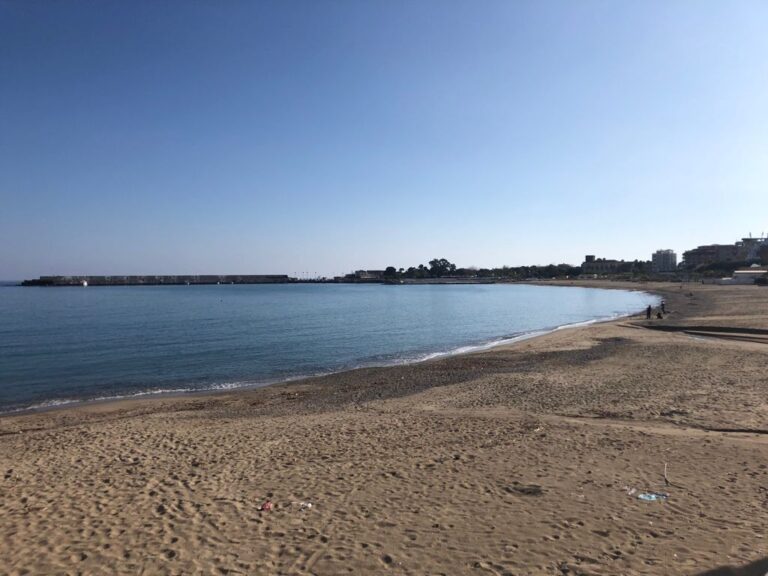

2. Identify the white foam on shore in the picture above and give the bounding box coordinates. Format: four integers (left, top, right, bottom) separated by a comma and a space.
0, 377, 319, 416
413, 330, 548, 362
412, 307, 645, 363
24, 398, 80, 410
3, 389, 193, 415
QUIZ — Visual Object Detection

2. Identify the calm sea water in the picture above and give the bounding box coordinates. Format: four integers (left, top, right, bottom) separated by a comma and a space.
0, 283, 656, 412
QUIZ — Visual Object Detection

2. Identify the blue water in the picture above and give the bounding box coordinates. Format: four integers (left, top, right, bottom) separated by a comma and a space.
0, 283, 656, 412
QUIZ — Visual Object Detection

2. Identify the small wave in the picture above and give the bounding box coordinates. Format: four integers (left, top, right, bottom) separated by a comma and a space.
414, 331, 547, 362
27, 398, 79, 410
0, 389, 191, 415
0, 377, 323, 416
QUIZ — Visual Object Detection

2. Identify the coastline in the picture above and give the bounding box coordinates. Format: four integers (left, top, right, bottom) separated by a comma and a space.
0, 282, 659, 418
1, 281, 767, 575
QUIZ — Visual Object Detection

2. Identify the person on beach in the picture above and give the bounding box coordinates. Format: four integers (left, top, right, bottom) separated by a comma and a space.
646, 305, 652, 319
661, 300, 666, 314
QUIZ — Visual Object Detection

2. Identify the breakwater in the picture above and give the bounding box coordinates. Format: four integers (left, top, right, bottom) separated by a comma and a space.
22, 275, 292, 286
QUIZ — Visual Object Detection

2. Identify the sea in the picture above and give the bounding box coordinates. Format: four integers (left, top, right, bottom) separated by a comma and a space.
0, 283, 657, 413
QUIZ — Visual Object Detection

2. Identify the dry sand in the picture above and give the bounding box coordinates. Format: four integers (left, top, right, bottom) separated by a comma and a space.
1, 281, 767, 575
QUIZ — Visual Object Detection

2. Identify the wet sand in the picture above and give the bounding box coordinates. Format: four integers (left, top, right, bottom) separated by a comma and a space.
1, 281, 767, 575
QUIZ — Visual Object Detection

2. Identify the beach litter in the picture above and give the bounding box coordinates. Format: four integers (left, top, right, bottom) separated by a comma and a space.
291, 501, 313, 512
624, 486, 669, 501
624, 463, 676, 502
636, 492, 669, 502
259, 500, 274, 512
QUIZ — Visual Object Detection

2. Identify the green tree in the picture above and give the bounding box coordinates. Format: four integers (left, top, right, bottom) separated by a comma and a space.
428, 258, 457, 277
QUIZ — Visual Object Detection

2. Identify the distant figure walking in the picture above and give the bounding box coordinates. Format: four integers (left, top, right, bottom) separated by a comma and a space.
646, 305, 652, 320
661, 300, 666, 314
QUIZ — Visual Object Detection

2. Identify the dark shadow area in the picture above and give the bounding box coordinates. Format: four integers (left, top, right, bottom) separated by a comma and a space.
696, 557, 768, 576
641, 325, 768, 335
638, 324, 768, 344
280, 336, 632, 412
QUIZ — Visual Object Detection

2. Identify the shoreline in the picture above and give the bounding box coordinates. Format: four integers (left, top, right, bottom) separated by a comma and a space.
0, 282, 660, 419
2, 281, 766, 575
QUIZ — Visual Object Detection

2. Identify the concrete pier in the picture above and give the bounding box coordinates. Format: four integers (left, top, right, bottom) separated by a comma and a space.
21, 275, 293, 286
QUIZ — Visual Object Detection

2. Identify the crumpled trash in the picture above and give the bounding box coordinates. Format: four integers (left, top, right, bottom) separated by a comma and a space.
260, 500, 274, 511
292, 501, 313, 511
637, 492, 668, 502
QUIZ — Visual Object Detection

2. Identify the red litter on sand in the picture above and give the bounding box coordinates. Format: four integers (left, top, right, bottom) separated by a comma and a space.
260, 500, 274, 511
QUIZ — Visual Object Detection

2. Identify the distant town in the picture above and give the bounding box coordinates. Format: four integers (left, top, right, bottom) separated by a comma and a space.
20, 234, 768, 287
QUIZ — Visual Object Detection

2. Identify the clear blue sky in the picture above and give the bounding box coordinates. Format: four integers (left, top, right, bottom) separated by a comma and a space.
1, 0, 767, 279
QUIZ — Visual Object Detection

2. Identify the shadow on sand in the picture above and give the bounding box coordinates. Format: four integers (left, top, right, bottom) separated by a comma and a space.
697, 557, 768, 576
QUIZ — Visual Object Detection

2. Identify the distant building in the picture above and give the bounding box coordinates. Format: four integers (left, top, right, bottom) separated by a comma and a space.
682, 244, 741, 269
581, 255, 623, 275
338, 270, 387, 282
683, 235, 767, 269
741, 236, 767, 262
354, 270, 385, 280
651, 249, 677, 272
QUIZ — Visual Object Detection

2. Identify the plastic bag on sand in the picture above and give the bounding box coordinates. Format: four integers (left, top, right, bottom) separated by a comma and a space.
637, 492, 668, 502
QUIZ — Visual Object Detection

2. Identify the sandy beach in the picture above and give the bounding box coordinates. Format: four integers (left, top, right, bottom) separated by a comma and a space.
1, 281, 767, 576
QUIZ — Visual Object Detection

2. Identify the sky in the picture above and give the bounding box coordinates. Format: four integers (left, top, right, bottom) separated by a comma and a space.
1, 0, 767, 279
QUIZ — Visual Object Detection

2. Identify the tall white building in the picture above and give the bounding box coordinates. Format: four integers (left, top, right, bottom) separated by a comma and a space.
652, 249, 677, 272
